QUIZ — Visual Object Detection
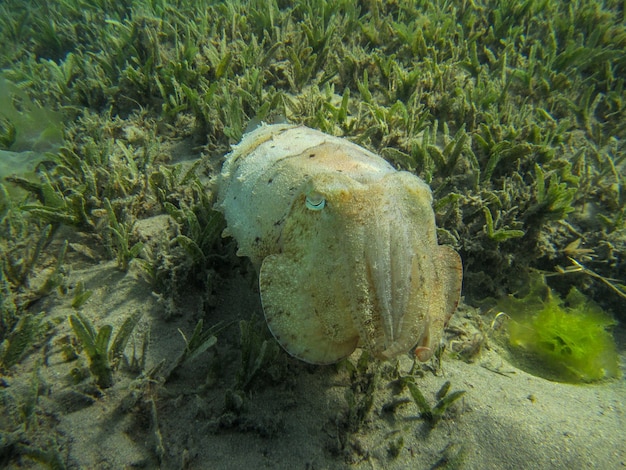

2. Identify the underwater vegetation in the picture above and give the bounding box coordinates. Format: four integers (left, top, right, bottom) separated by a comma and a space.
495, 275, 620, 383
0, 0, 624, 466
405, 379, 466, 428
0, 0, 623, 309
69, 311, 142, 388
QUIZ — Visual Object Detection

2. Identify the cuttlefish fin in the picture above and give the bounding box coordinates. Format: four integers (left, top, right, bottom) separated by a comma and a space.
259, 253, 360, 365
437, 245, 463, 322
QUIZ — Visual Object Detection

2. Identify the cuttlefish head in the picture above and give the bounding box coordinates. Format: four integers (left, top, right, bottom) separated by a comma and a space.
259, 170, 463, 365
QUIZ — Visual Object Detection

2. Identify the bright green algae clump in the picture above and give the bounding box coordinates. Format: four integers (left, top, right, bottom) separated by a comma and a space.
497, 278, 620, 383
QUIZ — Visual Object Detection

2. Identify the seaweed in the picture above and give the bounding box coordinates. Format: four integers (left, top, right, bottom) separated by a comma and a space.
71, 281, 93, 309
69, 310, 142, 388
496, 275, 620, 382
0, 363, 67, 470
0, 76, 63, 153
104, 198, 144, 271
234, 315, 281, 393
0, 312, 44, 371
165, 319, 224, 380
405, 379, 466, 428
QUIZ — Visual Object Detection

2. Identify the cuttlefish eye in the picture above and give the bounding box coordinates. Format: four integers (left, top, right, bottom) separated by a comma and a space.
305, 192, 326, 211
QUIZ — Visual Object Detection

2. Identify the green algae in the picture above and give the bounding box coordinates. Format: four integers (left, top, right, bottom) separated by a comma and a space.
497, 276, 620, 383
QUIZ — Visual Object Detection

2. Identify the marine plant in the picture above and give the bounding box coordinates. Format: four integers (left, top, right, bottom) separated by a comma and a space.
104, 197, 144, 271
324, 351, 378, 456
224, 315, 282, 414
165, 318, 223, 380
234, 315, 281, 393
496, 276, 620, 382
1, 0, 623, 308
71, 281, 93, 309
0, 191, 67, 370
0, 312, 45, 371
69, 310, 142, 388
405, 378, 466, 428
0, 365, 67, 469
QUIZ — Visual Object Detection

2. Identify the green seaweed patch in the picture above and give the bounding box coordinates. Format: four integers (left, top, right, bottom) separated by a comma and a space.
497, 277, 620, 383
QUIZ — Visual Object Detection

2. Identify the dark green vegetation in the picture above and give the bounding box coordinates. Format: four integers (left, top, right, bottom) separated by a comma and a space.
69, 310, 142, 388
0, 0, 624, 467
0, 0, 623, 305
405, 379, 466, 428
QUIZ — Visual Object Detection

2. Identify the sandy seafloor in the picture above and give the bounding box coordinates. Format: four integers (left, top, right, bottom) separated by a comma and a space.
7, 220, 624, 470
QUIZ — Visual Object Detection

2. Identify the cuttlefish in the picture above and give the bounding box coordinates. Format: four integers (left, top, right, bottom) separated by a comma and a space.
217, 124, 462, 365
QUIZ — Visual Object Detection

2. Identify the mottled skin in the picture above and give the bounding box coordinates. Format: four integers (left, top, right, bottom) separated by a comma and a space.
217, 124, 462, 364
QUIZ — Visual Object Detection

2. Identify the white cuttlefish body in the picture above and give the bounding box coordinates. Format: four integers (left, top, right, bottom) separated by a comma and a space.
217, 123, 462, 365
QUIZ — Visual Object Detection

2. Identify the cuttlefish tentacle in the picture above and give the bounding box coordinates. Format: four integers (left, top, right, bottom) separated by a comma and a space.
354, 175, 440, 360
